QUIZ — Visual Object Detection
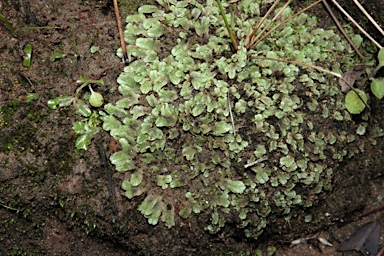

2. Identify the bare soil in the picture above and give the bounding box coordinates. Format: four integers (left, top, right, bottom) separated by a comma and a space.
1, 0, 384, 255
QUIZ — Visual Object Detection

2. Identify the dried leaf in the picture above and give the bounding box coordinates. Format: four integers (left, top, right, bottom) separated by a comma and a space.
339, 65, 371, 92
338, 219, 381, 255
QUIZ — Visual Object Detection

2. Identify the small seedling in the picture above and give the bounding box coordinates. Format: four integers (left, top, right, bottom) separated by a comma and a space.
368, 48, 384, 100
343, 48, 384, 114
23, 44, 32, 68
48, 76, 105, 149
18, 93, 39, 103
50, 50, 67, 61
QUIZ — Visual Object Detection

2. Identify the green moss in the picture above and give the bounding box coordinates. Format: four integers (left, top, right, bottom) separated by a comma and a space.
105, 0, 371, 238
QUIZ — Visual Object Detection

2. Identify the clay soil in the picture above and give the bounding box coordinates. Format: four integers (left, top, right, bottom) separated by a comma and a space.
1, 0, 384, 255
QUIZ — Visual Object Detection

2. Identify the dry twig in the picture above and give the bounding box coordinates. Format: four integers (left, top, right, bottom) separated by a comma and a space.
113, 0, 128, 63
322, 0, 365, 61
329, 0, 382, 49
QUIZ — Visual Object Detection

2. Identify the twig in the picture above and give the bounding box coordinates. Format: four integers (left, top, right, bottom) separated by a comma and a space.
322, 0, 365, 61
329, 0, 382, 49
244, 156, 268, 168
0, 201, 18, 211
249, 0, 291, 49
352, 0, 384, 37
378, 246, 384, 256
245, 0, 280, 49
250, 0, 322, 49
112, 0, 128, 63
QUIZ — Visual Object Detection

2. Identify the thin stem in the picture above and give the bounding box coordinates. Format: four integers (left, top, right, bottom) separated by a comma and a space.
322, 0, 365, 61
0, 202, 18, 211
0, 12, 16, 35
244, 156, 268, 169
245, 0, 280, 49
352, 0, 384, 37
250, 0, 290, 49
113, 0, 128, 63
251, 0, 322, 49
329, 0, 382, 49
216, 0, 238, 52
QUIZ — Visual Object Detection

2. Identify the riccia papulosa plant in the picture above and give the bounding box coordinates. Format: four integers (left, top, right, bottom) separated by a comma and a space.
102, 0, 368, 238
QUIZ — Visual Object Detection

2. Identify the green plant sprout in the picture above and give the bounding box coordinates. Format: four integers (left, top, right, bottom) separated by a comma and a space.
368, 48, 384, 98
0, 12, 58, 37
344, 47, 384, 114
23, 44, 32, 68
18, 93, 39, 103
48, 76, 105, 149
50, 50, 67, 62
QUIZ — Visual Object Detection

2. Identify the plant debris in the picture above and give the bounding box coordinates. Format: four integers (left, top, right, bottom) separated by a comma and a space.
338, 219, 381, 255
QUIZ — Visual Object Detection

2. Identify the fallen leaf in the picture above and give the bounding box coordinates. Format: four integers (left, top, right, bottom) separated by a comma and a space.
339, 65, 372, 92
337, 219, 381, 255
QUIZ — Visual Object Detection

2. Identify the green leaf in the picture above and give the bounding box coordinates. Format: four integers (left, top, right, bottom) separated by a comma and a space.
156, 174, 172, 189
256, 170, 269, 184
213, 121, 232, 136
371, 79, 384, 99
182, 145, 197, 161
147, 200, 163, 225
155, 117, 169, 127
23, 44, 32, 67
130, 105, 147, 120
192, 104, 205, 117
138, 5, 158, 13
19, 93, 39, 102
138, 194, 160, 216
146, 94, 158, 107
50, 50, 66, 61
161, 205, 175, 228
155, 104, 178, 127
121, 180, 134, 198
169, 170, 183, 188
345, 89, 367, 114
254, 144, 266, 158
72, 121, 86, 133
47, 96, 74, 109
171, 43, 187, 57
121, 180, 131, 191
74, 99, 92, 117
110, 151, 135, 171
140, 80, 152, 94
179, 204, 192, 219
378, 47, 384, 67
102, 115, 122, 132
195, 16, 209, 37
136, 38, 156, 50
222, 178, 246, 194
130, 172, 143, 186
90, 46, 99, 53
356, 123, 366, 135
75, 131, 94, 150
280, 155, 295, 168
121, 180, 146, 199
147, 26, 166, 37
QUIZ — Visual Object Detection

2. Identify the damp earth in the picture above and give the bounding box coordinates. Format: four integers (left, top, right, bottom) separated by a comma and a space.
1, 0, 384, 255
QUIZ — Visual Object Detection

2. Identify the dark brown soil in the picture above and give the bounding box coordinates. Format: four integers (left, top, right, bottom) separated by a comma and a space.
1, 0, 384, 255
